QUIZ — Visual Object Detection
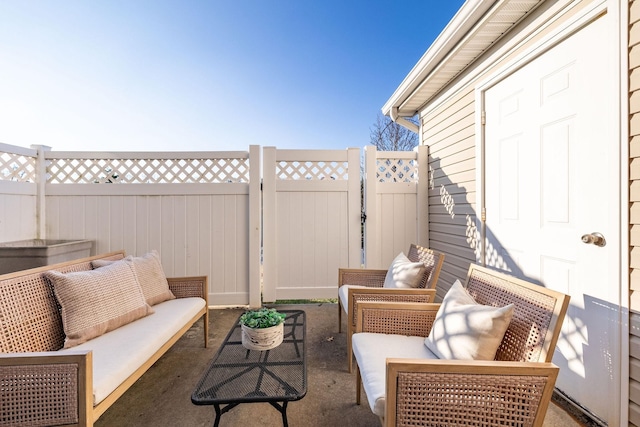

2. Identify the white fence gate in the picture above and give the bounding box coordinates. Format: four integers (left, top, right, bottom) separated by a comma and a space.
262, 147, 361, 302
0, 143, 427, 306
363, 145, 429, 268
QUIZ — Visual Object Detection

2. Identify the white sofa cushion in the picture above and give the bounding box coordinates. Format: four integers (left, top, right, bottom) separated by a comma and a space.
383, 252, 426, 289
424, 280, 514, 360
352, 332, 437, 417
59, 296, 205, 405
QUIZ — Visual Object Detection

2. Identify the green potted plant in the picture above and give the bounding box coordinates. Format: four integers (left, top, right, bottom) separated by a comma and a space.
239, 307, 286, 350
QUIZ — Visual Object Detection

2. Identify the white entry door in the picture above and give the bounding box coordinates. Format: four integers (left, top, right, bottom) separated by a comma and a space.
483, 15, 620, 424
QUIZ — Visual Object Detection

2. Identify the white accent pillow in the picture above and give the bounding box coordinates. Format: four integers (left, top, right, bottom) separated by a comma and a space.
383, 252, 426, 289
424, 279, 514, 360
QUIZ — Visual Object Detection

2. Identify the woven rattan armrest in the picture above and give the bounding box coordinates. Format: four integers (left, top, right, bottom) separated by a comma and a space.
385, 359, 559, 427
338, 268, 387, 288
167, 276, 209, 348
343, 289, 436, 372
337, 268, 386, 340
354, 301, 440, 337
337, 268, 387, 371
167, 275, 208, 300
0, 350, 93, 427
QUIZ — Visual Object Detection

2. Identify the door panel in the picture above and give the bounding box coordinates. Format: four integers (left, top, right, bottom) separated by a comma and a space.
484, 15, 618, 423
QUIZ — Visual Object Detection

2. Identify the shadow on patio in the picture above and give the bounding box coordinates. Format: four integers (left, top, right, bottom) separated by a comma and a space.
95, 303, 592, 427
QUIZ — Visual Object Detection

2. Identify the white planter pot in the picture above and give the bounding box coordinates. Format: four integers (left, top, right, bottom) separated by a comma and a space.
241, 322, 284, 351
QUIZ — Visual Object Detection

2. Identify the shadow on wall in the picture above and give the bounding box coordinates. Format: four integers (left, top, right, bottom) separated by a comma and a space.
428, 156, 528, 284
430, 154, 615, 423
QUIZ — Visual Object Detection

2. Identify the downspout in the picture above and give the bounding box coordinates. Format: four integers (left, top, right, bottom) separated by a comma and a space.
390, 107, 419, 134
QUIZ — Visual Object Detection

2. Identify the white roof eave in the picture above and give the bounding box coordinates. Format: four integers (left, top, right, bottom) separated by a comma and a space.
382, 0, 543, 118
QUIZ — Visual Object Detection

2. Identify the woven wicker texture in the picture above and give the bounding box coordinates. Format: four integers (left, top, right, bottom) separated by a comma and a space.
339, 244, 444, 328
350, 292, 434, 329
465, 269, 555, 363
361, 307, 438, 337
338, 245, 443, 373
340, 270, 386, 288
0, 254, 123, 353
394, 371, 548, 427
167, 277, 207, 299
0, 364, 79, 427
0, 275, 64, 353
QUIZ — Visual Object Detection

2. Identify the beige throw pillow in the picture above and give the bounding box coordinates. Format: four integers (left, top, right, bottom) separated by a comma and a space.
383, 252, 426, 289
93, 250, 175, 306
424, 279, 514, 360
44, 259, 153, 348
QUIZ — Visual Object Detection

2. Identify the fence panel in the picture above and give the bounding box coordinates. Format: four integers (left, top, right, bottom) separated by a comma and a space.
43, 147, 261, 306
0, 143, 428, 306
0, 144, 38, 242
363, 145, 429, 269
262, 147, 361, 302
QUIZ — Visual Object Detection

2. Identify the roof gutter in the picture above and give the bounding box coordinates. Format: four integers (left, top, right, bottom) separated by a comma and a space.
381, 0, 496, 122
390, 107, 420, 133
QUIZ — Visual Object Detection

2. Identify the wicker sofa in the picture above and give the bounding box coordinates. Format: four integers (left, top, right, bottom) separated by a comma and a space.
0, 250, 209, 427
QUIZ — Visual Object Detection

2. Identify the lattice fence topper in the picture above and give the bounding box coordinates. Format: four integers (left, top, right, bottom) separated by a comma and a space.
0, 151, 36, 182
276, 161, 348, 180
46, 157, 250, 184
376, 158, 417, 183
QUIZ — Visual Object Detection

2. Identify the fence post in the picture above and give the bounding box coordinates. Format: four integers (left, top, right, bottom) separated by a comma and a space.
363, 145, 379, 268
31, 145, 51, 240
262, 147, 276, 303
417, 145, 429, 247
347, 147, 361, 268
249, 145, 262, 308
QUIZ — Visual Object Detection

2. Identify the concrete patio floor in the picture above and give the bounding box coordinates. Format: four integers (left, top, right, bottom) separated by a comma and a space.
95, 303, 595, 427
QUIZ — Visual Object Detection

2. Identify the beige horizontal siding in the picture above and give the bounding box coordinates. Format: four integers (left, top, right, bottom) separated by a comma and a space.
422, 85, 477, 300
631, 311, 640, 425
417, 0, 637, 421
631, 0, 640, 313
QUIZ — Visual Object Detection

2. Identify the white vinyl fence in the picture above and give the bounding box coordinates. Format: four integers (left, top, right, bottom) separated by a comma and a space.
262, 147, 361, 301
0, 143, 426, 306
363, 145, 429, 268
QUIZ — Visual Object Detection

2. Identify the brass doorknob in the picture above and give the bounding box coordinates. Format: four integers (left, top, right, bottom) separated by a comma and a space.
581, 232, 606, 247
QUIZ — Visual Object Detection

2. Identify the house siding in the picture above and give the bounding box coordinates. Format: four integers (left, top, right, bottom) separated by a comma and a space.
630, 0, 640, 424
422, 87, 477, 300
420, 0, 595, 301
420, 0, 632, 422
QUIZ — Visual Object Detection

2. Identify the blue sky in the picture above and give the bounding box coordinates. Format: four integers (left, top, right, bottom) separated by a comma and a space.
0, 1, 465, 152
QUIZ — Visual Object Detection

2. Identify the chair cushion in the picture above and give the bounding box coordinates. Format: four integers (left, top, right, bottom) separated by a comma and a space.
44, 259, 153, 348
352, 332, 437, 417
424, 280, 514, 360
58, 297, 205, 405
93, 250, 175, 306
338, 284, 368, 315
383, 252, 426, 289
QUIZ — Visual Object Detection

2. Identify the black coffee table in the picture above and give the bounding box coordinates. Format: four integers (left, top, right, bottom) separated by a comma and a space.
191, 310, 306, 427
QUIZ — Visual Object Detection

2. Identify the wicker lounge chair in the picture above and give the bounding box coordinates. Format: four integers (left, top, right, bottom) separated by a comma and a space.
338, 244, 444, 372
352, 263, 570, 427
